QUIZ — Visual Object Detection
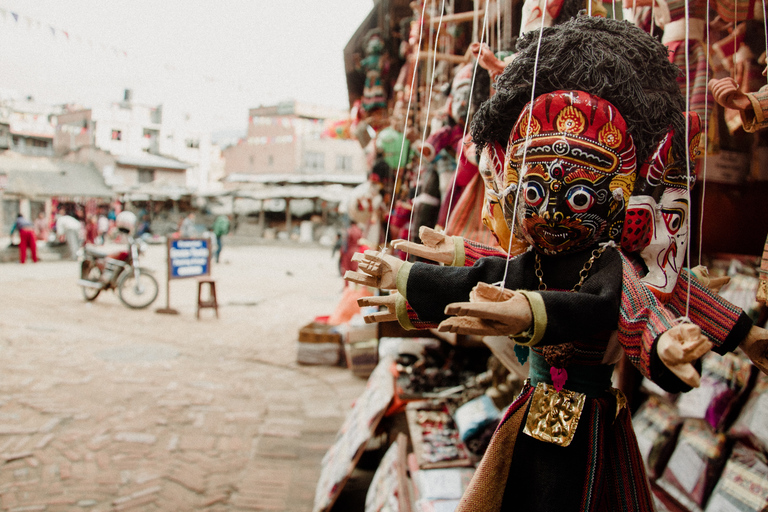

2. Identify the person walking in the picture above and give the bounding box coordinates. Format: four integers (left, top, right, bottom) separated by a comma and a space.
85, 215, 98, 245
97, 213, 109, 244
10, 213, 38, 263
179, 212, 197, 238
56, 208, 82, 261
212, 214, 231, 263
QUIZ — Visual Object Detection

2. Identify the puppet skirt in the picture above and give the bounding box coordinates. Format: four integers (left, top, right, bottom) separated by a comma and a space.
455, 383, 655, 512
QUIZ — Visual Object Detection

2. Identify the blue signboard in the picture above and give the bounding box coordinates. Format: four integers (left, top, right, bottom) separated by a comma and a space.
168, 238, 210, 279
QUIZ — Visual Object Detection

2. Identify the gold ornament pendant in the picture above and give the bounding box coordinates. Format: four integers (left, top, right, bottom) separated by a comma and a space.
523, 382, 586, 447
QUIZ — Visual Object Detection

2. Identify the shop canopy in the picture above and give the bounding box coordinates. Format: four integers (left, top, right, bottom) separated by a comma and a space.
0, 154, 113, 198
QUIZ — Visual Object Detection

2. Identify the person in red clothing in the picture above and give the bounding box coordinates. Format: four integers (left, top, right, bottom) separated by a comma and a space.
10, 213, 38, 263
84, 215, 98, 245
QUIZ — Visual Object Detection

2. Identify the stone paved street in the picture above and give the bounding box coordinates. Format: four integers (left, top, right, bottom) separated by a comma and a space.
0, 242, 366, 511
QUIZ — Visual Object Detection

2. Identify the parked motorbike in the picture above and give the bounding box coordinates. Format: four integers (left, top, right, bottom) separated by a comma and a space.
78, 230, 159, 309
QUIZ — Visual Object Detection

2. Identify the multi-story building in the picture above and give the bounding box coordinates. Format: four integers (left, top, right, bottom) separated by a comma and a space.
222, 100, 365, 179
53, 90, 217, 195
0, 95, 58, 157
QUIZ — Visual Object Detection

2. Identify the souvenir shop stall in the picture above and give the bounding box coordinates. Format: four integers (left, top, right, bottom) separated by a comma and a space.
307, 0, 768, 511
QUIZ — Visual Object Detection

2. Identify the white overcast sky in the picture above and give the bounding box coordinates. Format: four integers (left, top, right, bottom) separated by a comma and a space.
0, 1, 373, 132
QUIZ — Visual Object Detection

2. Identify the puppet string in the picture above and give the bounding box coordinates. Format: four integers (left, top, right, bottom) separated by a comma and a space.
684, 1, 693, 320
499, 0, 549, 291
407, 0, 447, 245
384, 1, 428, 247
442, 0, 491, 229
697, 0, 711, 264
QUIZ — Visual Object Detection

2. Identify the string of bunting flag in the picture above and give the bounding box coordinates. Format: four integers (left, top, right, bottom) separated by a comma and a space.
0, 5, 262, 101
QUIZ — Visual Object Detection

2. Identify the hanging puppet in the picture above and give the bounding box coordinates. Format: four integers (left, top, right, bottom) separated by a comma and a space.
710, 62, 768, 133
345, 16, 768, 511
358, 29, 389, 122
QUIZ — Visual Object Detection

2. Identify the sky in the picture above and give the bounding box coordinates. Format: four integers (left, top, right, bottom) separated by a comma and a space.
0, 1, 374, 133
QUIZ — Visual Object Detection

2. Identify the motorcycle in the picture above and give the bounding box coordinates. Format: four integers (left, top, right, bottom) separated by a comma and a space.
78, 235, 159, 309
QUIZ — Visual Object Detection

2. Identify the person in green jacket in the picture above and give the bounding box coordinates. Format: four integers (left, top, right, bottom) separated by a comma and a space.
212, 215, 231, 263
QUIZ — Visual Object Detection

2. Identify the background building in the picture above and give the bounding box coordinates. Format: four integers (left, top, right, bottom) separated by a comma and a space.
222, 100, 365, 179
53, 89, 219, 198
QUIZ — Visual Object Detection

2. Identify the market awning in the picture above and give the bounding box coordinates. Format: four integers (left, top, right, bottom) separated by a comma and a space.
116, 153, 191, 171
223, 173, 366, 187
234, 184, 355, 203
0, 154, 113, 198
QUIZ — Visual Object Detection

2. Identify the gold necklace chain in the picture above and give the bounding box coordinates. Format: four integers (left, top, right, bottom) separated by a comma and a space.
534, 245, 609, 292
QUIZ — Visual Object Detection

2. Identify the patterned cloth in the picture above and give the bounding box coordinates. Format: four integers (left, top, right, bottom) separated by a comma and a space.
669, 40, 712, 126
663, 0, 712, 126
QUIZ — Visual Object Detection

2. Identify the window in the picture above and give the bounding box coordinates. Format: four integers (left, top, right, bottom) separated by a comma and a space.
138, 169, 155, 183
31, 139, 50, 148
111, 130, 122, 141
185, 138, 199, 149
268, 155, 274, 166
303, 151, 325, 170
336, 155, 353, 171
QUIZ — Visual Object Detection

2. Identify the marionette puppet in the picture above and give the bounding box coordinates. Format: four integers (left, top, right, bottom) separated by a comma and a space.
358, 29, 389, 115
710, 64, 768, 133
345, 17, 768, 511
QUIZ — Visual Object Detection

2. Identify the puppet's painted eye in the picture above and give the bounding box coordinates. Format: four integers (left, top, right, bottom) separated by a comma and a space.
565, 186, 596, 213
662, 208, 685, 234
523, 182, 545, 207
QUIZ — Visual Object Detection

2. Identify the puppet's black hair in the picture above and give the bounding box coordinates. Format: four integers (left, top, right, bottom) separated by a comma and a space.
471, 15, 687, 166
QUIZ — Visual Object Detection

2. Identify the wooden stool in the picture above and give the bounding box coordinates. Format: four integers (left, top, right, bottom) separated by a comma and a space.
196, 277, 219, 319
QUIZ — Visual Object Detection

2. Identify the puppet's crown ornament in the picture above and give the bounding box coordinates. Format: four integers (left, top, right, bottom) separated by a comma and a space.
504, 90, 638, 255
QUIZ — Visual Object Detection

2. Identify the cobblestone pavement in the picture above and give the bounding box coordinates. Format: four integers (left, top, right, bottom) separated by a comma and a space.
0, 242, 366, 511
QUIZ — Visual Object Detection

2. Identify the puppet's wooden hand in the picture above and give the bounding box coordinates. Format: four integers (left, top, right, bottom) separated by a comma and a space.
343, 250, 403, 290
357, 294, 398, 324
709, 78, 753, 111
470, 42, 507, 78
438, 282, 532, 335
741, 325, 768, 375
690, 265, 731, 293
657, 324, 712, 388
390, 226, 455, 264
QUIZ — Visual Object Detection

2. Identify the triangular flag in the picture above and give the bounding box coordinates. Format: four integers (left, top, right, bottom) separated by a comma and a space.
11, 12, 18, 22
49, 25, 55, 36
62, 31, 69, 40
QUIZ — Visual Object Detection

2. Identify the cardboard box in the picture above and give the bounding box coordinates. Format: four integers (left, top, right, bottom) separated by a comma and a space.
297, 341, 342, 366
344, 339, 378, 378
298, 322, 342, 344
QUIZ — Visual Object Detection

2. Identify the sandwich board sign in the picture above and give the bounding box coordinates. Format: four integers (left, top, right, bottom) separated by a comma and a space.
157, 238, 211, 314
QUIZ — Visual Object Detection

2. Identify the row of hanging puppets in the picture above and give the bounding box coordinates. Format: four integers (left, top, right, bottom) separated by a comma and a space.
338, 5, 768, 510
344, 0, 768, 261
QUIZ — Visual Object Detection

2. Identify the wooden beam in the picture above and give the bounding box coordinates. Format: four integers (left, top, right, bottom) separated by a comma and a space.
426, 9, 485, 25
417, 50, 469, 64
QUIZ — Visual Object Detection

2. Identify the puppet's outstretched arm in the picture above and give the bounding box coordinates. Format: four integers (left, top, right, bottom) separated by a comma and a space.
438, 282, 533, 336
391, 226, 457, 264
344, 250, 403, 290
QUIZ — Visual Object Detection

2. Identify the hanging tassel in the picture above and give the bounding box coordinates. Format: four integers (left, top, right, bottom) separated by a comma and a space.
551, 367, 568, 392
514, 344, 529, 365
